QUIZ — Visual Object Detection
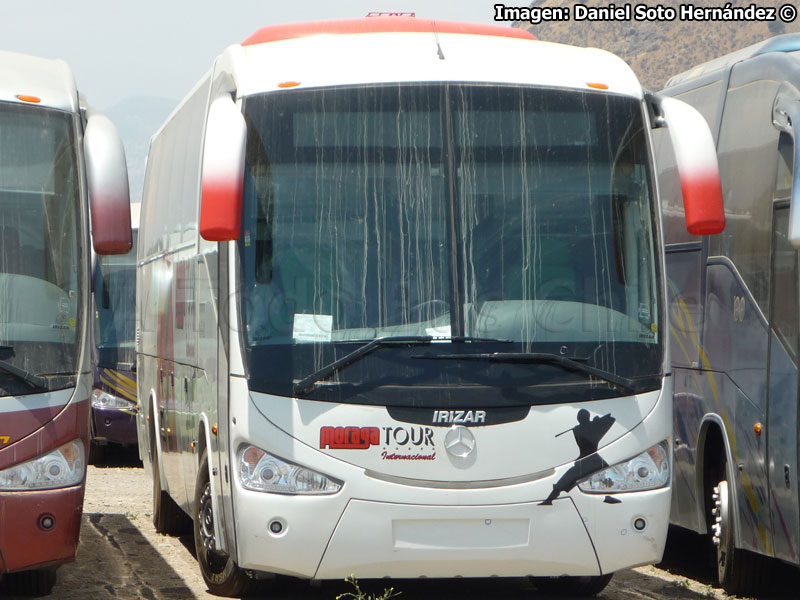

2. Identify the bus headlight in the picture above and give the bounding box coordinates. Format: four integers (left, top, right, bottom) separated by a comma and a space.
577, 441, 670, 493
0, 439, 85, 490
238, 445, 341, 495
92, 389, 136, 411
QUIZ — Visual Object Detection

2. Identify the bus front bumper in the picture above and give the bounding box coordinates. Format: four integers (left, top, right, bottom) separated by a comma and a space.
0, 485, 84, 574
92, 407, 138, 446
234, 486, 671, 579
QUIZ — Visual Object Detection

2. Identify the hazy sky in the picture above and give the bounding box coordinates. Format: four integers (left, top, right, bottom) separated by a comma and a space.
1, 1, 505, 110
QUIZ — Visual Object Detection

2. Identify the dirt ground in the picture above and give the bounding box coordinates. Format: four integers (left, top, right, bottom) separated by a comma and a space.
1, 447, 797, 600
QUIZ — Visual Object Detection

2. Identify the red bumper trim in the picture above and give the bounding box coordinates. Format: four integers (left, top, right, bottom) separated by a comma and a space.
0, 485, 84, 574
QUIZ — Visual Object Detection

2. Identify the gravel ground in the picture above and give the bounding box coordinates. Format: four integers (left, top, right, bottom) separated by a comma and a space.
1, 447, 796, 600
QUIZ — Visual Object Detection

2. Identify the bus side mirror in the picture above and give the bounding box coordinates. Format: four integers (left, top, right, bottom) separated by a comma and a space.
655, 96, 725, 235
84, 113, 133, 255
199, 96, 246, 242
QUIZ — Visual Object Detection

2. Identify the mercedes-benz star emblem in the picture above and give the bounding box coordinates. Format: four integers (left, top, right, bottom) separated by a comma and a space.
444, 426, 476, 458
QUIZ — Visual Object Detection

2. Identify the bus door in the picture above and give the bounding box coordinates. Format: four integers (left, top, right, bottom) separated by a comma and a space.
766, 132, 800, 563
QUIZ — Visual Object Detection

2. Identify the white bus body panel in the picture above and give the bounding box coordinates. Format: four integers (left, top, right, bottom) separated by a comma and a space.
232, 34, 643, 99
229, 377, 672, 578
248, 392, 660, 480
0, 50, 78, 112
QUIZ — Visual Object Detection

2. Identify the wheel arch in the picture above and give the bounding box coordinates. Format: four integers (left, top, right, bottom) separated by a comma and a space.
147, 389, 170, 494
194, 413, 226, 551
697, 413, 743, 547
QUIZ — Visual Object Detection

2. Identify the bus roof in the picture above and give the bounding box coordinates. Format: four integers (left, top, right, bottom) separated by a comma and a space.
228, 19, 642, 99
0, 51, 78, 113
665, 33, 800, 88
243, 18, 536, 45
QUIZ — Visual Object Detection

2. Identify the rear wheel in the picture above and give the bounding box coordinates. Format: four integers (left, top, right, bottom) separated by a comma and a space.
2, 567, 57, 596
532, 573, 613, 596
711, 467, 770, 595
194, 452, 253, 597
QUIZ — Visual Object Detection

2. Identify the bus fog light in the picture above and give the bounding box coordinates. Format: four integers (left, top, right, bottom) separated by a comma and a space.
269, 520, 284, 534
238, 445, 341, 495
39, 514, 55, 531
577, 441, 669, 493
633, 517, 647, 531
0, 439, 85, 490
92, 389, 136, 411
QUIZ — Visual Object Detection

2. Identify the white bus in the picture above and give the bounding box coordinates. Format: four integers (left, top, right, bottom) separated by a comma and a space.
136, 18, 724, 597
0, 51, 130, 595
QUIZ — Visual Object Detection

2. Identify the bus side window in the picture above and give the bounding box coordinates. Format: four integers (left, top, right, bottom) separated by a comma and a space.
771, 133, 797, 361
711, 79, 781, 318
776, 132, 793, 201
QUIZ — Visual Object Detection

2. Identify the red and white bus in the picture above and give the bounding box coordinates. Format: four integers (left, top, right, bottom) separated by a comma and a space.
137, 18, 724, 597
0, 51, 131, 595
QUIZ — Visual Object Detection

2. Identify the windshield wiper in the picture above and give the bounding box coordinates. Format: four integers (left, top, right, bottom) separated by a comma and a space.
0, 358, 49, 390
411, 351, 636, 394
294, 336, 434, 396
292, 336, 512, 396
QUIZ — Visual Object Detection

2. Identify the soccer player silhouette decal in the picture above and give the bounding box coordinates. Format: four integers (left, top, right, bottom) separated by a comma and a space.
540, 408, 616, 505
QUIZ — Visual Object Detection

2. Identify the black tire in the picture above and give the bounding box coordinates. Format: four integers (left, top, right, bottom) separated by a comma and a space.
152, 438, 191, 535
194, 452, 253, 597
532, 573, 613, 596
711, 462, 771, 595
88, 439, 104, 465
2, 567, 57, 596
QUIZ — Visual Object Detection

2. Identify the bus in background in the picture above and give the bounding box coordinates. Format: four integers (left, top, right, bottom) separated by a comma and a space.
659, 33, 800, 596
90, 202, 141, 464
0, 52, 131, 595
137, 18, 723, 597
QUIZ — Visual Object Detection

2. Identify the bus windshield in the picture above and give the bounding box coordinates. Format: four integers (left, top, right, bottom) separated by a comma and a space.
94, 230, 137, 370
0, 101, 82, 394
239, 84, 661, 405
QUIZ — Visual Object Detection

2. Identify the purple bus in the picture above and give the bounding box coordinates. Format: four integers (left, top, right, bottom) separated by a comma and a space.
90, 203, 139, 462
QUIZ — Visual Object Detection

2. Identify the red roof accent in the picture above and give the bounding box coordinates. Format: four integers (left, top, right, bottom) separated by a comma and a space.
242, 18, 536, 46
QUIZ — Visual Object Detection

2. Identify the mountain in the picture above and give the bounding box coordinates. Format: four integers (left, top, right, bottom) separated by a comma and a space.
103, 96, 177, 204
516, 0, 800, 90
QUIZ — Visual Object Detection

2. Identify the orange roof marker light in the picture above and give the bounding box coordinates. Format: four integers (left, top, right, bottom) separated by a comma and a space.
587, 82, 609, 90
16, 94, 41, 103
242, 18, 536, 46
277, 81, 301, 88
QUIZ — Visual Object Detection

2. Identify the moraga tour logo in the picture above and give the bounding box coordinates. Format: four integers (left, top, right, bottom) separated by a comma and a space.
320, 425, 436, 460
320, 426, 380, 449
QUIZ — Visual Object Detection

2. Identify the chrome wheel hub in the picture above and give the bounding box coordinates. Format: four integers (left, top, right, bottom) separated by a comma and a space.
711, 480, 730, 570
198, 483, 216, 553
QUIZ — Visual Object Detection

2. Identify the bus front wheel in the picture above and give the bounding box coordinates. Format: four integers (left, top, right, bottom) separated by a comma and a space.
194, 452, 253, 597
711, 469, 770, 595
